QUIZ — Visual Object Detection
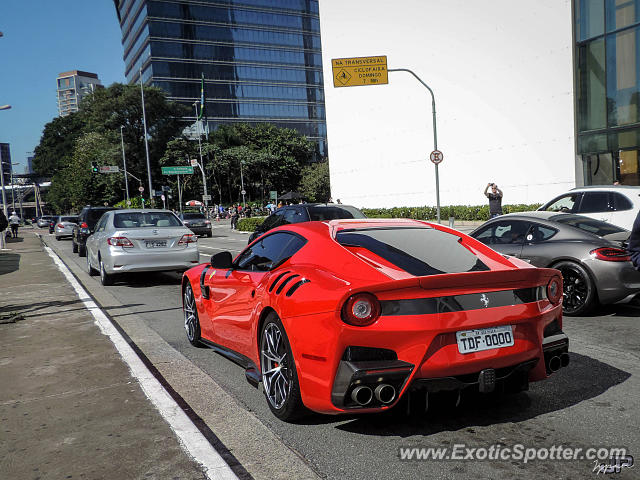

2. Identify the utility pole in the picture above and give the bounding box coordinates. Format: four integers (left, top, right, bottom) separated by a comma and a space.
193, 101, 209, 216
120, 126, 130, 206
140, 68, 153, 207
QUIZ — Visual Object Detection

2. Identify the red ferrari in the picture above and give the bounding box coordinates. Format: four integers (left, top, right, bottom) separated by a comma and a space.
181, 219, 568, 421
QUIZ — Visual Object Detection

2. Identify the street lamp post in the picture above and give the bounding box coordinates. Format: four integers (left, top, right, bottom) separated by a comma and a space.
139, 68, 153, 206
388, 68, 441, 223
0, 103, 10, 249
240, 160, 246, 208
9, 162, 17, 213
120, 126, 130, 206
193, 101, 209, 216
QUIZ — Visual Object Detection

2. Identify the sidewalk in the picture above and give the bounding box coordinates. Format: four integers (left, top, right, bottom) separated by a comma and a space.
0, 233, 210, 479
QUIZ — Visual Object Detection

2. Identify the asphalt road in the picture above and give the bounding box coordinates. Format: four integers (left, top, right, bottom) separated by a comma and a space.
44, 224, 640, 480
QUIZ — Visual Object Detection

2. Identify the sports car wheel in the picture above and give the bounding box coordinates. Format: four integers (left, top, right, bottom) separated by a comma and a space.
99, 256, 114, 286
86, 253, 97, 276
553, 261, 595, 316
183, 283, 202, 346
260, 314, 305, 421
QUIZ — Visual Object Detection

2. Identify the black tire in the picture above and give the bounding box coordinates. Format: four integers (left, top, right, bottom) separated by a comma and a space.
86, 253, 97, 276
183, 282, 203, 347
207, 231, 212, 238
99, 256, 114, 286
260, 313, 305, 421
72, 240, 78, 253
552, 261, 596, 316
78, 244, 86, 257
55, 236, 61, 241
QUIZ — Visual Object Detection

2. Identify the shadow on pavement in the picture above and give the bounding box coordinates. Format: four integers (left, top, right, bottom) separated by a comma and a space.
5, 236, 25, 243
112, 271, 183, 288
0, 252, 20, 275
0, 298, 144, 317
331, 352, 630, 435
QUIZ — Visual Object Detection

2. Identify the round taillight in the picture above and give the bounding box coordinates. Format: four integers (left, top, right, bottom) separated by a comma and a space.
547, 276, 562, 305
341, 293, 381, 327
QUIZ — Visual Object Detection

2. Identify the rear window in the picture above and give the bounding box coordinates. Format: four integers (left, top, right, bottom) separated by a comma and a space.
307, 205, 366, 221
336, 227, 488, 277
551, 214, 627, 235
182, 213, 205, 219
114, 212, 182, 228
87, 209, 114, 226
60, 216, 77, 223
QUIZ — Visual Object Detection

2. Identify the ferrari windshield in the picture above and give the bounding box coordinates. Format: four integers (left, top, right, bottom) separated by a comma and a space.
336, 227, 488, 277
113, 212, 182, 228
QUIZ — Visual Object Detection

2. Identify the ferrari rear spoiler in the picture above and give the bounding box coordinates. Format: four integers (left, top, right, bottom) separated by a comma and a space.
364, 267, 560, 295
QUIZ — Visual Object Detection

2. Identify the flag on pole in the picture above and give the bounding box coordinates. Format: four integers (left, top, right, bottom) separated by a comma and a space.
198, 72, 205, 120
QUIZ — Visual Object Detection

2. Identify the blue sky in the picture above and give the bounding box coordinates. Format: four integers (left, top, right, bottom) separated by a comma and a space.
0, 1, 126, 173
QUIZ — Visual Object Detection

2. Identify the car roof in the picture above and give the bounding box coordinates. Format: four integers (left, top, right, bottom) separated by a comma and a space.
569, 185, 640, 191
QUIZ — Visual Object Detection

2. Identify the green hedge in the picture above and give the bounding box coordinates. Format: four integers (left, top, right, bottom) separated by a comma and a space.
361, 204, 542, 222
237, 216, 266, 232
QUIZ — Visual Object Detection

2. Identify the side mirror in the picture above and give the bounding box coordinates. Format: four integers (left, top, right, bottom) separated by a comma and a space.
210, 251, 233, 269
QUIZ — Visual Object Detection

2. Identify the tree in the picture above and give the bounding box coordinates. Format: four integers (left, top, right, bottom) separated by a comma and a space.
32, 112, 86, 176
298, 161, 331, 203
47, 132, 124, 211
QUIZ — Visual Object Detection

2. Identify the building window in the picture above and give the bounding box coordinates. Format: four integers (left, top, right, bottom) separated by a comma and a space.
577, 38, 607, 131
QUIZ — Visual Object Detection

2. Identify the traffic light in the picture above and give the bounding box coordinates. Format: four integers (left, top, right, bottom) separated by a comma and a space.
90, 162, 99, 173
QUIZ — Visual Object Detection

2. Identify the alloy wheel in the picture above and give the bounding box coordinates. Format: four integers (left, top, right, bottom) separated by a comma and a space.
183, 284, 199, 343
261, 323, 292, 410
556, 263, 591, 315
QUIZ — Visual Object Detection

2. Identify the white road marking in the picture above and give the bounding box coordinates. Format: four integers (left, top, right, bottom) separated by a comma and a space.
43, 245, 238, 480
199, 246, 242, 253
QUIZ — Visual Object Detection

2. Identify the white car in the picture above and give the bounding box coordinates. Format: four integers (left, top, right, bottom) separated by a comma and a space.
54, 216, 78, 240
85, 209, 200, 286
538, 186, 640, 230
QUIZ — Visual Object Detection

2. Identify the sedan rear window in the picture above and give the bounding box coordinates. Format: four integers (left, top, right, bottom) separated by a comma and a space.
114, 212, 182, 228
182, 213, 205, 219
336, 227, 488, 277
308, 206, 366, 221
60, 216, 77, 223
550, 214, 627, 235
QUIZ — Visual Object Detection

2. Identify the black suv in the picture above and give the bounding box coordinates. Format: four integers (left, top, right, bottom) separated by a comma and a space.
72, 206, 117, 256
248, 203, 366, 243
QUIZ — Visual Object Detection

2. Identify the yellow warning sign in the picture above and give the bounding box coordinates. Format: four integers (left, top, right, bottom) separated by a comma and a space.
332, 56, 388, 88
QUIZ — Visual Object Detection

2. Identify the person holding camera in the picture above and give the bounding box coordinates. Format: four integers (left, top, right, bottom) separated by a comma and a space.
484, 183, 503, 218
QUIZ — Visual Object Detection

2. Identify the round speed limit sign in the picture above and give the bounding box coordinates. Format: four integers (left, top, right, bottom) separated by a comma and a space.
430, 150, 444, 165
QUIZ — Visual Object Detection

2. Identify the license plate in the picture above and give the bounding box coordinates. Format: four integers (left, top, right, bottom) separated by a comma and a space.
145, 240, 167, 248
456, 325, 514, 354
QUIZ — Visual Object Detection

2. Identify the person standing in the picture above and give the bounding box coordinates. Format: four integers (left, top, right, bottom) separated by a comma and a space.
484, 183, 503, 218
8, 211, 20, 238
230, 204, 239, 230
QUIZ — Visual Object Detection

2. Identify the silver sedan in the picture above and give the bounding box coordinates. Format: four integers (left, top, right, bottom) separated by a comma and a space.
54, 216, 78, 240
85, 209, 200, 285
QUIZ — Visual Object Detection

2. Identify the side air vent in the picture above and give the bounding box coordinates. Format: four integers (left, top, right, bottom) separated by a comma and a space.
285, 279, 310, 297
269, 271, 290, 292
275, 274, 300, 294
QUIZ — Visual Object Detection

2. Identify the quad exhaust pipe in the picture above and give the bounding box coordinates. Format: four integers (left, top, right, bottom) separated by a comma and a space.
351, 384, 397, 406
351, 386, 373, 406
374, 384, 396, 404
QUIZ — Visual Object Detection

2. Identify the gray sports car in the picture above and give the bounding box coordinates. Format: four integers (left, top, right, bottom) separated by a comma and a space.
470, 211, 639, 315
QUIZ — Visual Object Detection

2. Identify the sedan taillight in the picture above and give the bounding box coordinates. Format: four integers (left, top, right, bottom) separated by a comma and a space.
341, 293, 381, 327
107, 236, 134, 248
590, 247, 631, 262
57, 224, 64, 228
178, 234, 197, 245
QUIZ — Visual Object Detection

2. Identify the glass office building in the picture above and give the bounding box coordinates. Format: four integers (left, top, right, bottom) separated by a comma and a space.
576, 0, 640, 185
113, 0, 327, 159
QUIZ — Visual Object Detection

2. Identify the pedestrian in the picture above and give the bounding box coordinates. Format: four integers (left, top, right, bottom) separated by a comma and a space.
0, 209, 7, 241
629, 210, 640, 269
8, 211, 20, 238
336, 198, 342, 204
230, 204, 239, 230
245, 205, 252, 218
484, 183, 503, 218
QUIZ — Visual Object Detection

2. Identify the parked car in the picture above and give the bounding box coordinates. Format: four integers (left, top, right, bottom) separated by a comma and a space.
182, 219, 567, 421
54, 216, 78, 240
86, 209, 200, 286
248, 203, 367, 243
470, 211, 640, 315
537, 185, 640, 230
72, 206, 117, 257
37, 216, 56, 228
178, 212, 212, 237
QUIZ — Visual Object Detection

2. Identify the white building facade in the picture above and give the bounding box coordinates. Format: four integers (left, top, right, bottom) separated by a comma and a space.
57, 70, 103, 117
320, 0, 576, 208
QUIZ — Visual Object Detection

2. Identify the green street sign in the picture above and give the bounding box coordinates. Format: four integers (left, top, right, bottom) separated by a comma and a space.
162, 166, 194, 175
269, 190, 278, 200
